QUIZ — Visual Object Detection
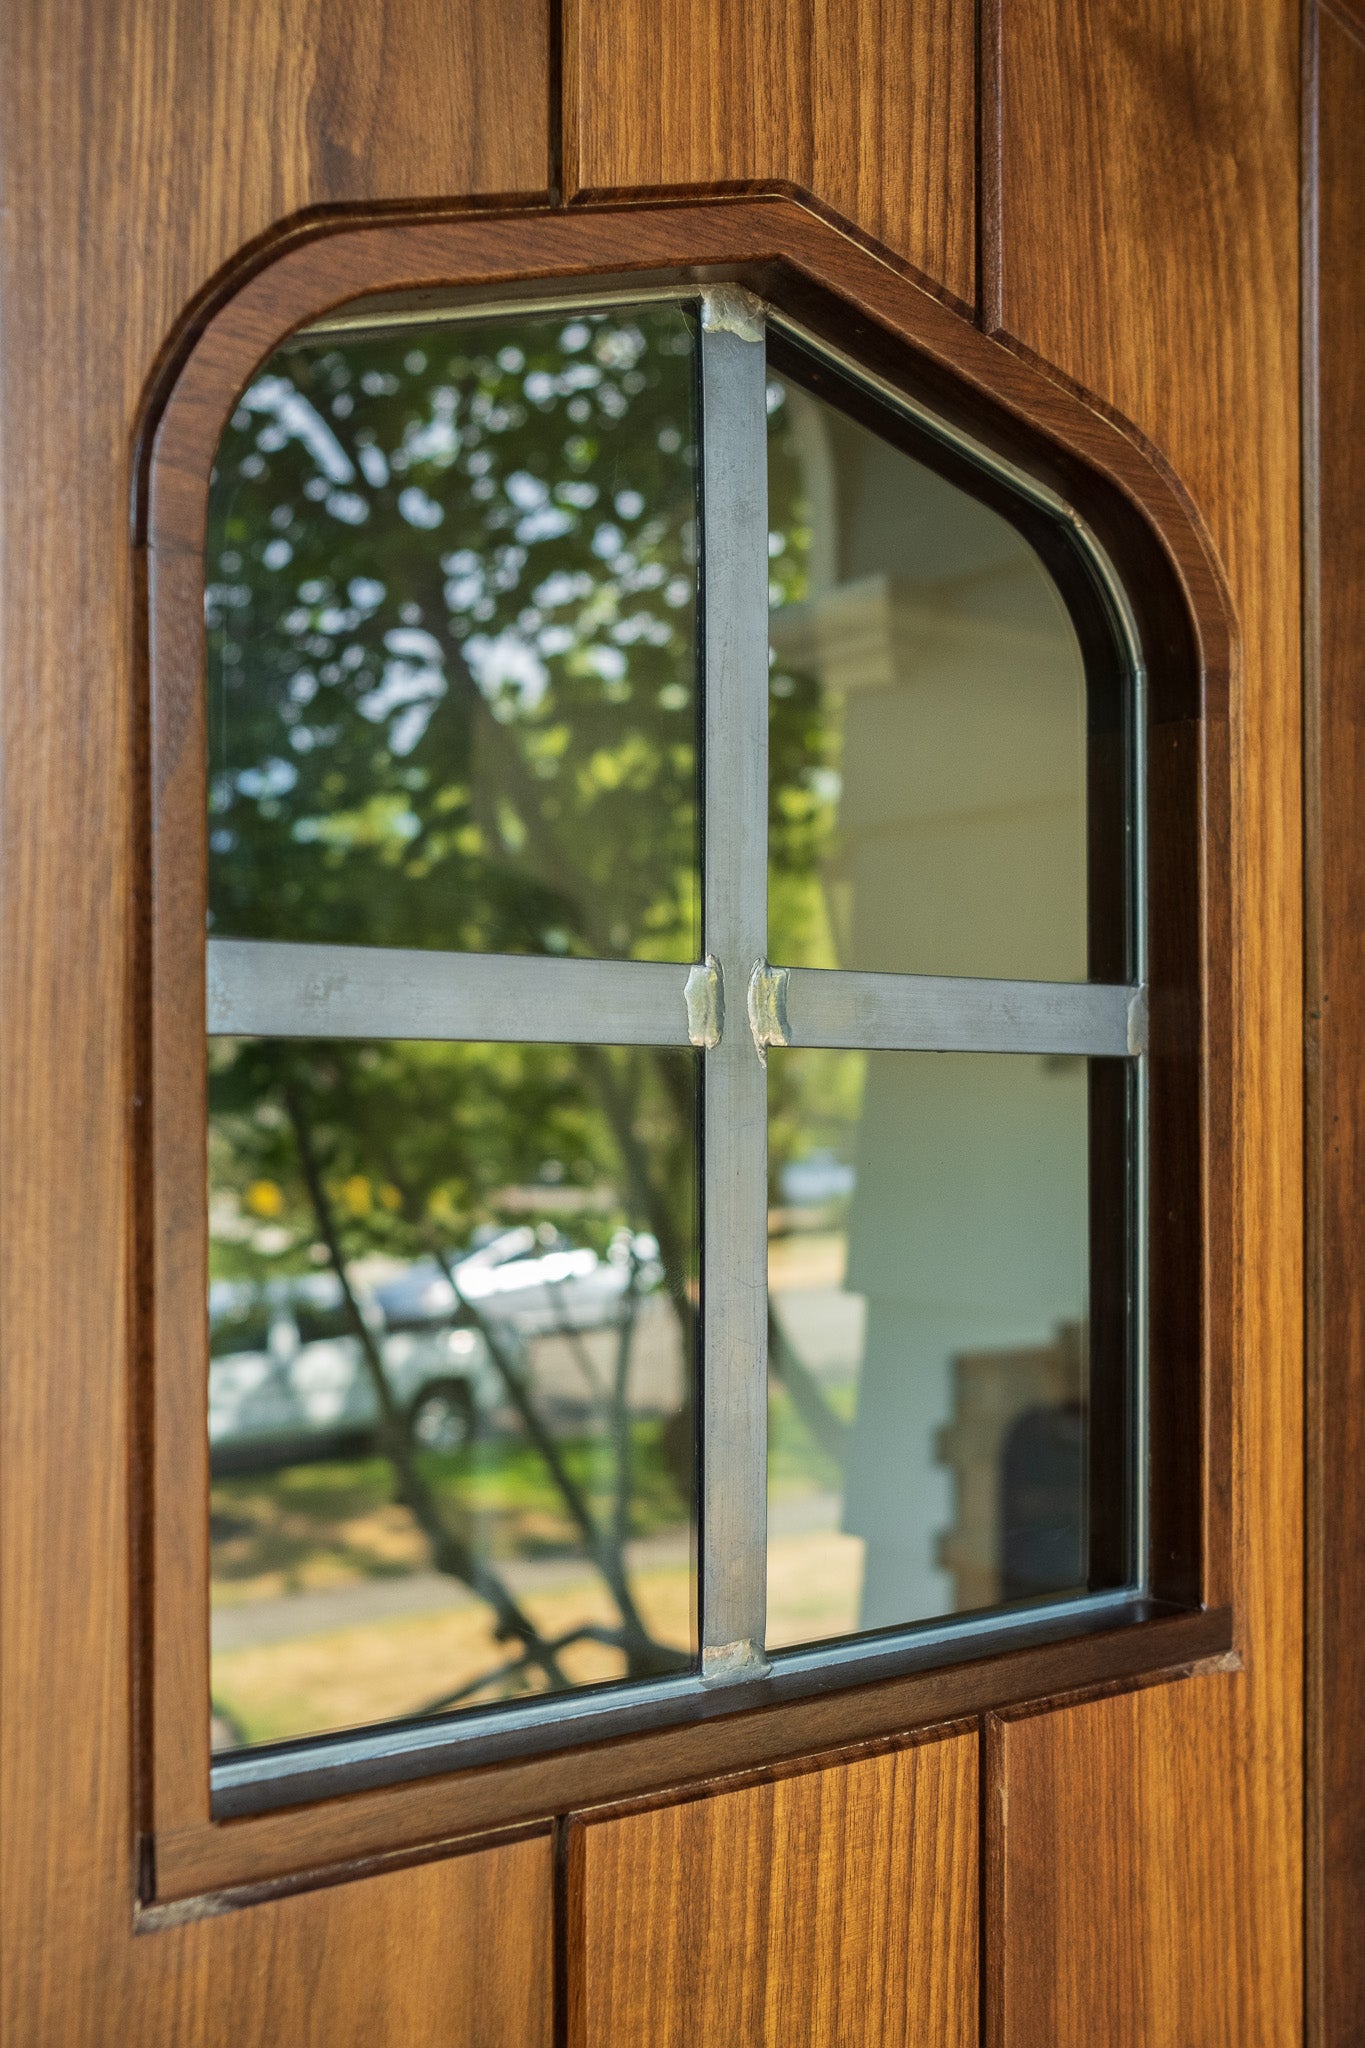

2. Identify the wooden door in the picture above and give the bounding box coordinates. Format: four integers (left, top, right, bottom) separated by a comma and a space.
0, 4, 1305, 2045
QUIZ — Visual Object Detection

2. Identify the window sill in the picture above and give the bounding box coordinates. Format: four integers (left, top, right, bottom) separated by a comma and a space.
148, 1600, 1232, 1905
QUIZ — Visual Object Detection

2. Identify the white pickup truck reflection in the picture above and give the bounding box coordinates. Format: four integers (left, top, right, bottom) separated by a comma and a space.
209, 1226, 661, 1473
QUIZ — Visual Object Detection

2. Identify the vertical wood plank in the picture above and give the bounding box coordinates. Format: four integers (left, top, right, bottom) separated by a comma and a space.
992, 2, 1302, 2041
143, 1839, 553, 2048
1306, 4, 1365, 2042
570, 1732, 979, 2048
0, 4, 550, 2043
989, 1688, 1266, 2046
563, 0, 976, 308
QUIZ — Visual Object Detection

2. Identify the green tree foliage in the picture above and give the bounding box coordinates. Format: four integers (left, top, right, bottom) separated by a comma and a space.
209, 305, 708, 961
205, 303, 837, 1712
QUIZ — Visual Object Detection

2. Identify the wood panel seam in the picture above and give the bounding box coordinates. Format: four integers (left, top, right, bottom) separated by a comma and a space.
975, 0, 1002, 333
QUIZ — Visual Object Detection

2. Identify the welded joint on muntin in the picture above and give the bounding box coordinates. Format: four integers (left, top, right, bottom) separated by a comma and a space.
699, 285, 765, 344
701, 1638, 771, 1684
747, 960, 791, 1063
684, 956, 724, 1049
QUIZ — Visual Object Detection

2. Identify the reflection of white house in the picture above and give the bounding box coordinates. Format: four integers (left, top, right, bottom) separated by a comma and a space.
771, 390, 1091, 1625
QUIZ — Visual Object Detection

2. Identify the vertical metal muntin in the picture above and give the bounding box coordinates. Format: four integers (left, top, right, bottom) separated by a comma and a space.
697, 288, 772, 1680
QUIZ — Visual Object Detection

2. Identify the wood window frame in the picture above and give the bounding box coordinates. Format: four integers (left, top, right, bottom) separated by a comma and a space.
134, 195, 1234, 1906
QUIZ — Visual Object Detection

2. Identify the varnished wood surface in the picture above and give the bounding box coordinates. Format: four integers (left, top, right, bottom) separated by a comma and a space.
153, 0, 545, 246
0, 5, 550, 2044
157, 1611, 1227, 1900
569, 1729, 978, 2048
129, 1837, 552, 2047
992, 2, 1302, 2040
1306, 4, 1365, 2041
1322, 0, 1365, 38
989, 1688, 1257, 2046
562, 0, 976, 308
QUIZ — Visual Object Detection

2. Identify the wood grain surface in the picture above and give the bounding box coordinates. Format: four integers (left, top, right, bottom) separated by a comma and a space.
988, 1688, 1256, 2046
991, 2, 1302, 2041
128, 1837, 552, 2048
1306, 4, 1365, 2042
569, 1730, 979, 2048
0, 4, 550, 2045
562, 0, 976, 307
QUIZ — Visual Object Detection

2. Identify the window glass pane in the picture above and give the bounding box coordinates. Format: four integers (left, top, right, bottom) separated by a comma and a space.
207, 304, 700, 962
766, 1047, 1126, 1652
208, 1035, 698, 1751
767, 368, 1100, 983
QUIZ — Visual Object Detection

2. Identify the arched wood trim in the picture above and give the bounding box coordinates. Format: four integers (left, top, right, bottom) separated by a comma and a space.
135, 195, 1235, 1903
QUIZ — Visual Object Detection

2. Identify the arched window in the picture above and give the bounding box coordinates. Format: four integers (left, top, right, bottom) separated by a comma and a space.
143, 216, 1226, 1837
197, 280, 1142, 1783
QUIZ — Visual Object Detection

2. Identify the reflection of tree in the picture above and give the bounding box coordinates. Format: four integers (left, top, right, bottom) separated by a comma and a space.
207, 306, 709, 961
283, 1068, 572, 1689
206, 306, 842, 1712
213, 1033, 696, 1696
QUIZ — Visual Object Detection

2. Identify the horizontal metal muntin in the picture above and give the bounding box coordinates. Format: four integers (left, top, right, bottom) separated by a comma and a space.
206, 941, 1146, 1057
206, 937, 693, 1046
210, 1583, 1147, 1819
782, 966, 1144, 1058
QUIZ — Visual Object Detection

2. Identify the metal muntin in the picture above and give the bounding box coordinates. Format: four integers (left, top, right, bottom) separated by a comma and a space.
695, 297, 772, 1679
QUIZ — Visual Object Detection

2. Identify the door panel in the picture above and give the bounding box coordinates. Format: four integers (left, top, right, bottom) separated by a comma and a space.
129, 1842, 552, 2048
563, 0, 976, 306
570, 1731, 978, 2048
992, 4, 1302, 2037
989, 1685, 1293, 2047
0, 1, 1305, 2042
